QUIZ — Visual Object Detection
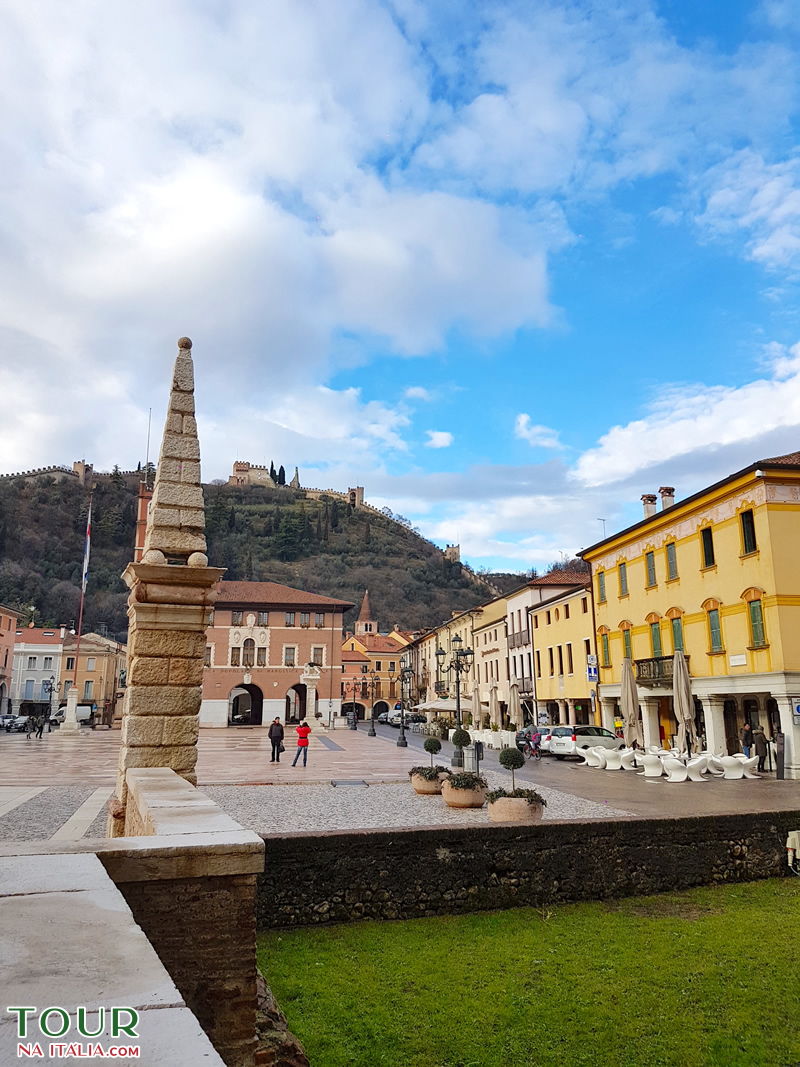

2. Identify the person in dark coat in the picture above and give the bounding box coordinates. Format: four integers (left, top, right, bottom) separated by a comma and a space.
740, 722, 753, 757
267, 717, 285, 763
753, 726, 768, 772
35, 713, 45, 740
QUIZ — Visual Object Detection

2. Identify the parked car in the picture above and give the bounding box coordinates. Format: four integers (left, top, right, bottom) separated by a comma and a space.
376, 710, 391, 724
549, 725, 625, 759
0, 712, 16, 731
389, 711, 426, 726
5, 715, 30, 733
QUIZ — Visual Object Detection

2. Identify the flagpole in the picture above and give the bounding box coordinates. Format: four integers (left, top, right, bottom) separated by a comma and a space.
73, 491, 93, 688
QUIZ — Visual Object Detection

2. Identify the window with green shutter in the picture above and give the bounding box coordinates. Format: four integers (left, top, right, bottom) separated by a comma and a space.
601, 632, 610, 667
650, 621, 662, 657
666, 542, 678, 579
623, 628, 632, 660
701, 527, 715, 567
618, 562, 628, 596
748, 600, 766, 647
597, 572, 606, 603
740, 510, 757, 554
708, 608, 723, 652
671, 616, 684, 652
645, 551, 656, 587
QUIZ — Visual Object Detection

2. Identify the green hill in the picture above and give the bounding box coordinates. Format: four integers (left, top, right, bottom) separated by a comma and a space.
0, 475, 504, 637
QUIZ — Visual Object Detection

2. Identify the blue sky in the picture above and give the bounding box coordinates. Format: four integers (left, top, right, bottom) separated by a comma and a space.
2, 0, 800, 571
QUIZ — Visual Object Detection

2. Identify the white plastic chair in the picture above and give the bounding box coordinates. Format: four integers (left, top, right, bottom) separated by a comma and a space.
641, 753, 664, 777
719, 756, 745, 780
575, 748, 593, 767
686, 756, 708, 782
603, 748, 624, 771
741, 756, 761, 779
621, 749, 643, 771
705, 756, 725, 777
662, 757, 689, 783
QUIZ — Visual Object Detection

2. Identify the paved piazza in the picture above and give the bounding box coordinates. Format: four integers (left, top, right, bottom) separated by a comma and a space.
1, 723, 799, 841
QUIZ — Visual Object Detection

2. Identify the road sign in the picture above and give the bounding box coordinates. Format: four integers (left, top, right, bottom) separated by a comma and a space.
587, 665, 598, 682
587, 654, 597, 666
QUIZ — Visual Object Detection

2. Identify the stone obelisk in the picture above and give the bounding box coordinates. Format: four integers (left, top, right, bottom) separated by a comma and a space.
108, 337, 225, 837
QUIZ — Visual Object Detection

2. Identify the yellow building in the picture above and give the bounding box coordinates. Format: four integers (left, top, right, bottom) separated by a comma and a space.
61, 632, 127, 723
581, 455, 800, 777
341, 591, 410, 715
528, 581, 595, 726
471, 595, 510, 725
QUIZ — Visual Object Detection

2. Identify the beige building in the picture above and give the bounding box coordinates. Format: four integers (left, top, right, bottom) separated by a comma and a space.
61, 632, 127, 722
528, 581, 595, 726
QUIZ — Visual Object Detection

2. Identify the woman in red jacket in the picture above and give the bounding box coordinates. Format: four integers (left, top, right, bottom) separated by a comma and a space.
291, 720, 312, 767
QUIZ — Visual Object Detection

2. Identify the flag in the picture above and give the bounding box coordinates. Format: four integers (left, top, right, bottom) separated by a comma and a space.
81, 499, 92, 594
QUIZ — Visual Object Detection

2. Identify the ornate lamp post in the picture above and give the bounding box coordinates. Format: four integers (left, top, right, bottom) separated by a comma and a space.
344, 677, 360, 730
43, 675, 56, 728
388, 667, 412, 748
362, 665, 379, 737
436, 634, 475, 768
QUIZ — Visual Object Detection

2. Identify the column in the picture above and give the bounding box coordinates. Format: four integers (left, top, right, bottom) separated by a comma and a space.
59, 687, 81, 735
557, 699, 568, 725
702, 696, 727, 756
600, 698, 616, 733
774, 695, 800, 780
640, 698, 660, 750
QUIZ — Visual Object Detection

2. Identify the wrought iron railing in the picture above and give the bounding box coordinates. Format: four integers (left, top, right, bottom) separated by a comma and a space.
635, 655, 689, 686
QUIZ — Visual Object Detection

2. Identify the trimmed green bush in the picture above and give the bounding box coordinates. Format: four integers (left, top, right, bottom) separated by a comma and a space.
486, 787, 547, 806
409, 765, 450, 782
451, 728, 471, 750
499, 745, 525, 790
447, 772, 487, 790
424, 737, 442, 767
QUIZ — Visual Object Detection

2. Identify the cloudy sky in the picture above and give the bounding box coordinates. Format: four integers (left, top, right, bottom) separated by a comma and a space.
3, 0, 800, 570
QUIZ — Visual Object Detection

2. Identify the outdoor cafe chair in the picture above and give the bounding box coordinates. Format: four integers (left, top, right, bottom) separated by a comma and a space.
686, 756, 708, 782
741, 755, 761, 778
719, 755, 746, 780
603, 748, 624, 771
662, 756, 689, 783
620, 749, 643, 771
641, 753, 664, 777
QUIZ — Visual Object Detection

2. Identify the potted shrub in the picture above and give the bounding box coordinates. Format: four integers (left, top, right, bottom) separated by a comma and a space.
442, 771, 488, 808
409, 738, 450, 794
487, 747, 548, 823
451, 727, 471, 767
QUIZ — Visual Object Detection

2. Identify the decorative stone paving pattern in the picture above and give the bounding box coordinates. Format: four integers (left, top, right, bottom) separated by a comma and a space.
203, 775, 631, 834
0, 786, 94, 840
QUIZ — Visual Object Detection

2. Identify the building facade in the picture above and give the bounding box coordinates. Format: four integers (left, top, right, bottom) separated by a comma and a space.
60, 632, 127, 722
10, 626, 66, 718
581, 456, 800, 777
201, 580, 352, 727
340, 591, 409, 719
0, 604, 19, 715
528, 582, 595, 726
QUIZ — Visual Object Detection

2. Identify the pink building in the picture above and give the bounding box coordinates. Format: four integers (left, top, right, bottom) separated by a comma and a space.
201, 581, 353, 727
0, 604, 20, 715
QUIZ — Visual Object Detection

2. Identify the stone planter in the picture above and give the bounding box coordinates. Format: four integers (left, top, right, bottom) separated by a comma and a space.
487, 797, 544, 824
410, 773, 443, 795
441, 780, 487, 809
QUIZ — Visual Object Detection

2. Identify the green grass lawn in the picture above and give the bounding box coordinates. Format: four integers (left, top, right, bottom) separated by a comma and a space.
257, 878, 800, 1067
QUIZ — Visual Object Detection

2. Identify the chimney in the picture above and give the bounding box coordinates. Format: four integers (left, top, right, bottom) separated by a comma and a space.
659, 486, 675, 510
641, 494, 657, 518
60, 625, 66, 639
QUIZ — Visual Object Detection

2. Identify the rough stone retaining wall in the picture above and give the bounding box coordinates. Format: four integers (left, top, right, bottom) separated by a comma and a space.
256, 811, 800, 928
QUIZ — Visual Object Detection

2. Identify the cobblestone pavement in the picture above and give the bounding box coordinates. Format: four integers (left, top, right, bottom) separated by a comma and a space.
0, 786, 94, 840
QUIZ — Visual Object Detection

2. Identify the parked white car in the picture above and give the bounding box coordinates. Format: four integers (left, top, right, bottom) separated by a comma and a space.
548, 725, 625, 759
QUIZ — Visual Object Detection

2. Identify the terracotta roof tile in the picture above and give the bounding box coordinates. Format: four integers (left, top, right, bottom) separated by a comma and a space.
216, 581, 353, 609
529, 571, 589, 586
758, 450, 800, 466
354, 634, 406, 653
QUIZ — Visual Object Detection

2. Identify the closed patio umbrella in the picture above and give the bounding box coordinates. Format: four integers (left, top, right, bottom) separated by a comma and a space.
620, 658, 642, 747
508, 681, 523, 731
471, 685, 483, 729
673, 651, 696, 756
489, 684, 501, 730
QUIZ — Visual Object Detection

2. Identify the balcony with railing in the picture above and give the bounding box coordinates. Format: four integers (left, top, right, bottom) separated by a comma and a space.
635, 655, 689, 687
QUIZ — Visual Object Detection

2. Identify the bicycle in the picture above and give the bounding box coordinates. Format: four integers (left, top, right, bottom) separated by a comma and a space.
522, 740, 541, 761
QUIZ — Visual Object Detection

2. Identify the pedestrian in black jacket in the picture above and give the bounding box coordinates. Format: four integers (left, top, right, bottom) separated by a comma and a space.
268, 718, 285, 763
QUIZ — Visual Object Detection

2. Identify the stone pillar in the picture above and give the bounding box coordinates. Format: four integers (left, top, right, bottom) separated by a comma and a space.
774, 695, 800, 780
640, 698, 660, 750
600, 698, 616, 733
702, 696, 727, 756
108, 338, 225, 837
60, 687, 81, 735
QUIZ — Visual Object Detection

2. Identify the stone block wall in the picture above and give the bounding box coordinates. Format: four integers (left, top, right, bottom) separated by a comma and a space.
256, 811, 800, 928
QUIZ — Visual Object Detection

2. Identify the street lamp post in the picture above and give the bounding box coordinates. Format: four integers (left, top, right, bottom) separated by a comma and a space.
43, 675, 56, 730
344, 678, 360, 730
389, 668, 411, 748
362, 665, 377, 736
436, 634, 475, 768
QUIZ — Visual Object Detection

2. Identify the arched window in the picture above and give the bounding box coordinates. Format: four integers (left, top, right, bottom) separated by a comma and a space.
242, 638, 255, 668
598, 626, 611, 668
741, 588, 768, 648
619, 621, 633, 661
666, 607, 684, 653
645, 613, 662, 657
702, 598, 724, 654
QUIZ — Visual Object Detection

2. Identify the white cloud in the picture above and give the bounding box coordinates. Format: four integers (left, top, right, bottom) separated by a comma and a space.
404, 386, 432, 401
424, 430, 453, 449
514, 414, 562, 449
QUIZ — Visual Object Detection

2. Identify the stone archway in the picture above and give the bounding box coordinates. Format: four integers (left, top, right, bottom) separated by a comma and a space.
373, 700, 390, 720
0, 681, 6, 716
342, 700, 366, 720
228, 684, 264, 726
286, 683, 307, 723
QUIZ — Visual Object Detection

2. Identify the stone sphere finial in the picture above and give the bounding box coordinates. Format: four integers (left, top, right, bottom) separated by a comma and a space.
178, 337, 192, 350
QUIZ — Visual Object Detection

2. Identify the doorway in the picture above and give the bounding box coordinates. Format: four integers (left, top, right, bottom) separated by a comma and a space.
228, 684, 264, 726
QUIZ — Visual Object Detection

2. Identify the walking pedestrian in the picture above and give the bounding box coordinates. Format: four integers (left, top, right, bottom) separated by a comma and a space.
740, 722, 753, 757
291, 720, 312, 767
25, 715, 35, 740
268, 717, 285, 763
35, 714, 45, 740
753, 725, 768, 772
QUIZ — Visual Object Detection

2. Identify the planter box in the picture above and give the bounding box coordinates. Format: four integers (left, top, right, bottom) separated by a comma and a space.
441, 781, 487, 809
488, 797, 544, 824
410, 773, 443, 796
